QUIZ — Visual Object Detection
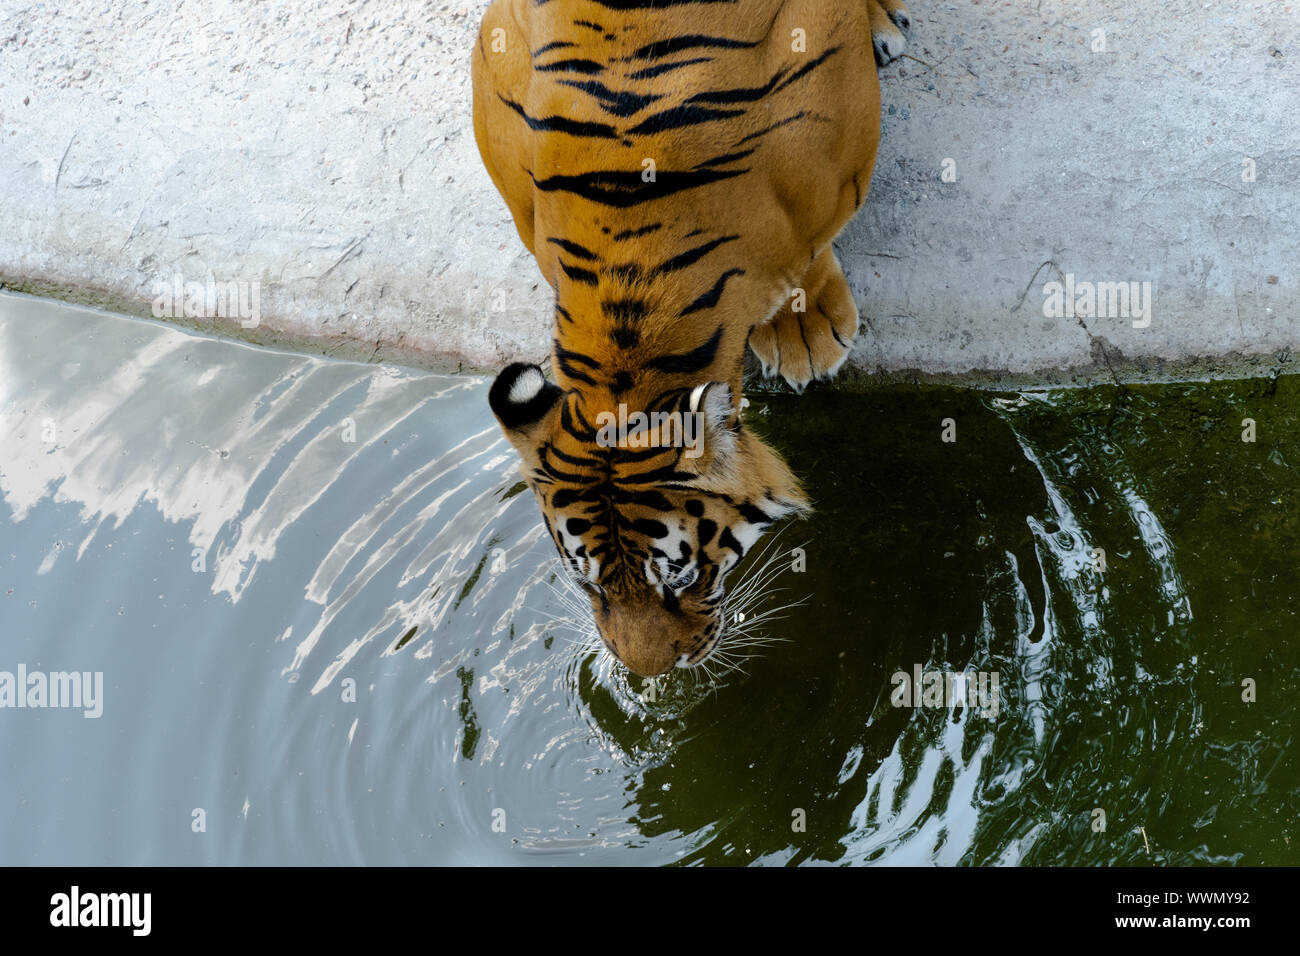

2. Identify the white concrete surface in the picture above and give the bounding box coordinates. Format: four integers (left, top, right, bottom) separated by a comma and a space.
1, 0, 1298, 386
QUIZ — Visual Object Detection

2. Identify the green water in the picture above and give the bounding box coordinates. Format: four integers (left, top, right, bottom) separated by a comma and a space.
665, 379, 1298, 864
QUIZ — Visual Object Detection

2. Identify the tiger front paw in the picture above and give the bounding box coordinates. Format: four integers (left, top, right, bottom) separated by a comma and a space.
870, 0, 910, 66
748, 257, 859, 393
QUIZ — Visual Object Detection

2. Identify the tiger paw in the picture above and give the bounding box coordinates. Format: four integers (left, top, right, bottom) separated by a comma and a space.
870, 0, 910, 65
749, 257, 859, 393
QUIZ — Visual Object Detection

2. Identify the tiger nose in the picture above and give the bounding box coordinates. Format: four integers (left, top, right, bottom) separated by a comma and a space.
597, 602, 688, 677
609, 639, 676, 678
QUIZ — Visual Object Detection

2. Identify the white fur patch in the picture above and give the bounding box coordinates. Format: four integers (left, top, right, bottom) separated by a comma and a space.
688, 383, 709, 414
762, 495, 804, 520
699, 383, 732, 428
733, 522, 765, 554
508, 367, 546, 404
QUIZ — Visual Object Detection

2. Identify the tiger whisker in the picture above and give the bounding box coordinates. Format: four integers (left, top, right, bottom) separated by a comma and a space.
725, 632, 792, 644
728, 530, 806, 595
725, 548, 804, 608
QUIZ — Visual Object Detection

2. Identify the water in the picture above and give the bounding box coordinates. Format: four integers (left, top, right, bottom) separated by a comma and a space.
0, 292, 1295, 865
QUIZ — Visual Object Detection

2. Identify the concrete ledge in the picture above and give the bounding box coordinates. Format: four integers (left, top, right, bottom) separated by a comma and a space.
2, 0, 1298, 386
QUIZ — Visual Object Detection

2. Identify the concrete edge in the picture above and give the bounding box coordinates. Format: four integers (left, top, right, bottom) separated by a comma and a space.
4, 274, 1295, 394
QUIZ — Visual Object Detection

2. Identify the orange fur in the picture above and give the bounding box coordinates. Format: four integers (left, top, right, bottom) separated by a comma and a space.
473, 0, 907, 674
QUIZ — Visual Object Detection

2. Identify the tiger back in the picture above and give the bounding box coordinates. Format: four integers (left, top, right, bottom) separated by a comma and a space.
472, 0, 910, 676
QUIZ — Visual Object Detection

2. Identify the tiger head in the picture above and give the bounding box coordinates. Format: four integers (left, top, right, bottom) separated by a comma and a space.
489, 362, 808, 676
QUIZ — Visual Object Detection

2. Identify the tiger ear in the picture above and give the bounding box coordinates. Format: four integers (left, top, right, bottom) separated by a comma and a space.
683, 382, 809, 513
489, 363, 562, 440
681, 381, 740, 473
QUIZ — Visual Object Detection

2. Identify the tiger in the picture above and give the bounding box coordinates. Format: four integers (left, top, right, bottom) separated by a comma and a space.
472, 0, 910, 676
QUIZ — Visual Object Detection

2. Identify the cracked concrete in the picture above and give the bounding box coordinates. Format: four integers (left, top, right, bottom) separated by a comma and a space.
1, 0, 1298, 387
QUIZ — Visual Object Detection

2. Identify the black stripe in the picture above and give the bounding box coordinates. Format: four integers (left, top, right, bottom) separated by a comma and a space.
499, 96, 618, 138
631, 34, 759, 60
680, 269, 744, 315
541, 460, 601, 484
736, 110, 810, 145
573, 19, 604, 31
556, 356, 597, 386
612, 325, 640, 349
684, 67, 790, 104
532, 40, 577, 56
657, 234, 739, 273
644, 327, 723, 374
551, 488, 589, 509
618, 464, 698, 485
694, 148, 756, 169
554, 343, 600, 385
555, 304, 573, 323
627, 57, 712, 80
553, 342, 601, 368
558, 79, 662, 117
567, 393, 598, 433
530, 167, 746, 207
718, 526, 745, 557
536, 58, 605, 74
627, 104, 745, 136
603, 298, 648, 323
544, 444, 604, 470
736, 503, 772, 525
560, 261, 599, 285
547, 237, 598, 260
632, 518, 670, 538
612, 223, 662, 241
560, 400, 597, 442
771, 46, 842, 95
613, 489, 674, 510
662, 585, 681, 614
